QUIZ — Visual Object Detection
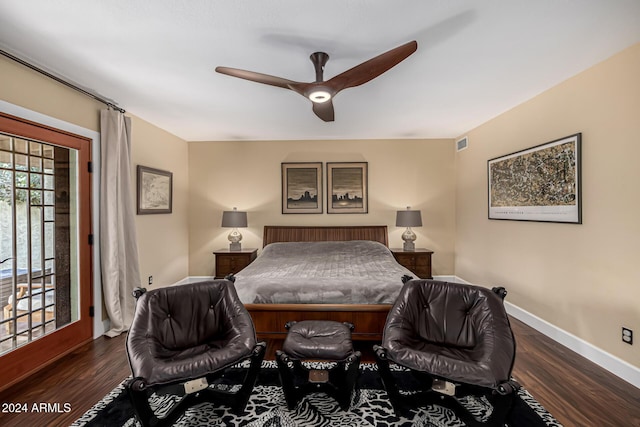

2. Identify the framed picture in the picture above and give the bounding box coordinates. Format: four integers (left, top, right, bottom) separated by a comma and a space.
281, 162, 323, 214
488, 133, 581, 223
137, 165, 173, 215
327, 162, 368, 214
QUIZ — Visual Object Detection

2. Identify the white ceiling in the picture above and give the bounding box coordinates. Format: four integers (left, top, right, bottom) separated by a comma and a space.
1, 1, 639, 141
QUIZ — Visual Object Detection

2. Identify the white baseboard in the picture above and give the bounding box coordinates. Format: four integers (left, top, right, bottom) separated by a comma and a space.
453, 276, 640, 389
173, 276, 214, 286
504, 300, 640, 389
433, 275, 458, 282
94, 319, 109, 339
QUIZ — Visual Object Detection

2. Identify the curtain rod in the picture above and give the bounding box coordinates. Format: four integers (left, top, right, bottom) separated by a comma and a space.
1, 48, 126, 113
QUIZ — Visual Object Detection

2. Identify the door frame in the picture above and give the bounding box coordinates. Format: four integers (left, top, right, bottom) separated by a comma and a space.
0, 106, 100, 391
0, 100, 105, 338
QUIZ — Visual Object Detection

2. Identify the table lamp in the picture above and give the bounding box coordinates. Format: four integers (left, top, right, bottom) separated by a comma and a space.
221, 207, 248, 251
396, 206, 422, 251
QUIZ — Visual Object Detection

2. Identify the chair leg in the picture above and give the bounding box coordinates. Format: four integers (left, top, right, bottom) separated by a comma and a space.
230, 341, 266, 414
482, 390, 517, 427
373, 345, 413, 417
3, 304, 13, 334
276, 350, 300, 409
336, 351, 361, 410
127, 378, 162, 427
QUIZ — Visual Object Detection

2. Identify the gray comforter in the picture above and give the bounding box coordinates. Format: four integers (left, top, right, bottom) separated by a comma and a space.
233, 240, 414, 304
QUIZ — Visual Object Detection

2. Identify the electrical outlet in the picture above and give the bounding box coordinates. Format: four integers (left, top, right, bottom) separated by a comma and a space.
622, 327, 633, 345
148, 276, 153, 285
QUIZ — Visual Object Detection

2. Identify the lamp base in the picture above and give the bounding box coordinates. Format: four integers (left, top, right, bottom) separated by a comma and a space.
228, 228, 243, 251
401, 227, 417, 251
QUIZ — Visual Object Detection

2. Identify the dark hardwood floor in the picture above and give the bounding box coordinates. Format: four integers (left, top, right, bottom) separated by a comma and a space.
0, 317, 638, 426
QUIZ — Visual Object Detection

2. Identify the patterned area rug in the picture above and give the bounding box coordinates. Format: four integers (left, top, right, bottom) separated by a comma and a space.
71, 361, 563, 427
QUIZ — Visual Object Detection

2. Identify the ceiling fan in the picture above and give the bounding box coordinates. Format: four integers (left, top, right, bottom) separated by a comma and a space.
215, 40, 417, 122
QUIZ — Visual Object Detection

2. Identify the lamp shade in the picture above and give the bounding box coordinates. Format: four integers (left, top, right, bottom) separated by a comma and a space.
221, 208, 247, 228
396, 209, 422, 227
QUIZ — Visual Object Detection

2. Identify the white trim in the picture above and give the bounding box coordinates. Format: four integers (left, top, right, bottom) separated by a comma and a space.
452, 276, 473, 285
433, 275, 458, 282
453, 275, 640, 389
504, 300, 640, 389
0, 100, 105, 338
172, 276, 213, 286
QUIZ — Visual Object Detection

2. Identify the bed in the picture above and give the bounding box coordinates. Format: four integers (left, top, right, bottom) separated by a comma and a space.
235, 225, 414, 341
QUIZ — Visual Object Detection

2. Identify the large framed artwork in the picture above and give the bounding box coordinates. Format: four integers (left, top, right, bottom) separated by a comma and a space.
327, 162, 368, 214
281, 162, 323, 214
487, 133, 581, 223
137, 165, 173, 215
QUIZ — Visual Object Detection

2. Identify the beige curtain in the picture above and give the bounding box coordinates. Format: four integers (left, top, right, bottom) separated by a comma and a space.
100, 109, 140, 337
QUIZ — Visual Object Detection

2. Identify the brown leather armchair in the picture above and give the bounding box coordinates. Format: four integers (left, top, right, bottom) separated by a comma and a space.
374, 279, 519, 426
126, 280, 265, 427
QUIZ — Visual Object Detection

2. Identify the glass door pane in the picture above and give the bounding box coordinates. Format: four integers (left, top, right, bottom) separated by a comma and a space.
0, 134, 79, 354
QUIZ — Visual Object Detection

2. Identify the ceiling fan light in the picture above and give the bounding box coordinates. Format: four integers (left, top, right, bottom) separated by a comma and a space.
308, 89, 332, 103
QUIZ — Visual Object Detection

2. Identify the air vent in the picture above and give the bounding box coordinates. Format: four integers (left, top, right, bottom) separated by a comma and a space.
456, 136, 468, 152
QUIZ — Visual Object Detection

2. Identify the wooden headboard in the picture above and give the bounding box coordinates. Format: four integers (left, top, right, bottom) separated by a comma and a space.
263, 225, 389, 247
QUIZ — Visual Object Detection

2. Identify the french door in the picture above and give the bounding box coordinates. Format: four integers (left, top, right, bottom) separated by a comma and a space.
0, 112, 92, 389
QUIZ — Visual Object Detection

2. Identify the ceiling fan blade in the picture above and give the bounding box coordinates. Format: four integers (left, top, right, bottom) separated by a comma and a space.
215, 66, 301, 89
312, 100, 335, 122
287, 82, 313, 98
325, 40, 417, 93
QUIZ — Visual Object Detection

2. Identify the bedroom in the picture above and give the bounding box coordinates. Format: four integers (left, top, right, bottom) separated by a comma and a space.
0, 1, 639, 425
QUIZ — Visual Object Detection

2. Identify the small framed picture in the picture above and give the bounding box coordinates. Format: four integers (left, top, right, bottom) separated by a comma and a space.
137, 165, 173, 215
327, 162, 368, 214
281, 162, 323, 214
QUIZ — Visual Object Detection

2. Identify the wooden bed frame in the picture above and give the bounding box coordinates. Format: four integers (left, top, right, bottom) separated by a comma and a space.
244, 225, 393, 341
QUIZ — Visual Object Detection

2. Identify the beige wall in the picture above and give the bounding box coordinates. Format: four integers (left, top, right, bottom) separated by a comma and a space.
188, 139, 456, 277
455, 43, 640, 367
0, 55, 101, 131
131, 118, 189, 288
0, 54, 190, 291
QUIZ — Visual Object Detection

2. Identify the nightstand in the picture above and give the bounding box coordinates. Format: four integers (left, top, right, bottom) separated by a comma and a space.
390, 248, 434, 279
213, 248, 258, 278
